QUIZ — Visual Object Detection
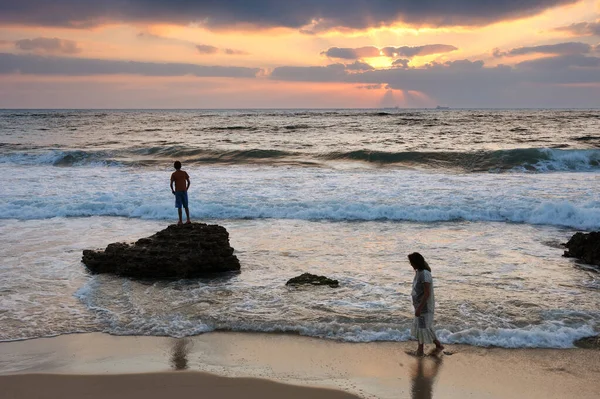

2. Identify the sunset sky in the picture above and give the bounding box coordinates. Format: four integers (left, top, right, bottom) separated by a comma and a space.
0, 0, 599, 108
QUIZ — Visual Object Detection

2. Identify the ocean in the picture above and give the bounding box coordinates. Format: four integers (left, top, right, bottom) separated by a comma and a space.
0, 109, 598, 348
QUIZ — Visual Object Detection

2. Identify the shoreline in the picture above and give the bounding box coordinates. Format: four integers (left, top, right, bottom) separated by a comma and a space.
1, 332, 599, 398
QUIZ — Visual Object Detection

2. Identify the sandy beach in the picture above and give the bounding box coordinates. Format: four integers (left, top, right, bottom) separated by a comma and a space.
1, 332, 598, 399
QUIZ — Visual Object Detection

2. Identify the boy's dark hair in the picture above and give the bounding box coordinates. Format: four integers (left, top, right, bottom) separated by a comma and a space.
408, 252, 431, 271
174, 161, 182, 170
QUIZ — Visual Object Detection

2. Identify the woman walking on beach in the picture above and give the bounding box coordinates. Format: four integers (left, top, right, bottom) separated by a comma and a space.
409, 252, 444, 356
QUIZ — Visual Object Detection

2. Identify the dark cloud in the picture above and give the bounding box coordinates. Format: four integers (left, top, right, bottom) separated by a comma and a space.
356, 84, 386, 90
196, 44, 219, 54
554, 20, 600, 36
15, 37, 80, 54
392, 59, 410, 68
270, 63, 348, 82
345, 61, 375, 71
494, 42, 592, 57
269, 54, 600, 106
357, 58, 600, 106
424, 59, 485, 70
516, 54, 600, 70
270, 61, 379, 80
0, 1, 578, 30
0, 53, 260, 77
322, 44, 457, 60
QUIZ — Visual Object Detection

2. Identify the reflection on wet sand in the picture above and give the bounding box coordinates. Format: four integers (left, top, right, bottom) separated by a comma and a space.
170, 338, 192, 370
410, 355, 443, 399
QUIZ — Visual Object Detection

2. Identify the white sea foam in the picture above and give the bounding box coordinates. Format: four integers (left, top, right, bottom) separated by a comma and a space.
531, 148, 600, 172
1, 191, 598, 230
57, 310, 595, 348
437, 322, 596, 348
1, 163, 599, 229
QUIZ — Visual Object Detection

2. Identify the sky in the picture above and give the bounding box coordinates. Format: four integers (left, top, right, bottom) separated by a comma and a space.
0, 0, 599, 108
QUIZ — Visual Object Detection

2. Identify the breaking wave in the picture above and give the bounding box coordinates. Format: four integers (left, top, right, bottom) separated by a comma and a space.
1, 147, 599, 172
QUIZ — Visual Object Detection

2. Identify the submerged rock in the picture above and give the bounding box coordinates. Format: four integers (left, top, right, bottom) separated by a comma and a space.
82, 223, 240, 279
574, 335, 600, 349
563, 232, 600, 267
286, 273, 339, 288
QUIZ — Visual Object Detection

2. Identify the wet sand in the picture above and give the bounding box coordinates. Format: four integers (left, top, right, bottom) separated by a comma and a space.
1, 373, 360, 399
1, 332, 598, 398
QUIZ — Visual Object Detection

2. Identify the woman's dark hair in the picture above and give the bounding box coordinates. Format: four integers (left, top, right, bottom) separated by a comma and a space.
174, 161, 182, 170
408, 252, 431, 271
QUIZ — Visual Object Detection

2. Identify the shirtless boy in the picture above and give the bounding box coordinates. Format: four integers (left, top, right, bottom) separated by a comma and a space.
170, 161, 191, 225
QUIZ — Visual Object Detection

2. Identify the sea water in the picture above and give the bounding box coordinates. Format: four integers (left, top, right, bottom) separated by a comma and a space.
0, 109, 598, 348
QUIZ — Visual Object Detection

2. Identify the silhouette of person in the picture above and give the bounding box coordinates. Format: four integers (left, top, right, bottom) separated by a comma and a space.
170, 160, 191, 225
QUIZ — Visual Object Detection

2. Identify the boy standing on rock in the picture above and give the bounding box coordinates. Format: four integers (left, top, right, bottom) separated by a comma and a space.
170, 161, 191, 225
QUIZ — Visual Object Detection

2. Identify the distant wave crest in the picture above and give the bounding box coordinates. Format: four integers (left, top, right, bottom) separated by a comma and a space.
1, 146, 599, 172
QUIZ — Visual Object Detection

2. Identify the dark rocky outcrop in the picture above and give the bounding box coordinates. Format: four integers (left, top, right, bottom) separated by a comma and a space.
82, 223, 240, 279
563, 232, 600, 267
574, 335, 600, 349
286, 273, 339, 288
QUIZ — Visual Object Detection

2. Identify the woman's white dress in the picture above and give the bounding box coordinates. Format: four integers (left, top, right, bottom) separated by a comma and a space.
411, 269, 438, 344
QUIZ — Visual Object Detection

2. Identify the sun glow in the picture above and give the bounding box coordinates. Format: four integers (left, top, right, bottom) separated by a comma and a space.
364, 57, 394, 69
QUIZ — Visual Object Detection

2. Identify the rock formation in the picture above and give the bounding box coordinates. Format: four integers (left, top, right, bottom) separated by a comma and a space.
563, 231, 600, 267
82, 223, 240, 279
286, 273, 339, 288
574, 335, 600, 349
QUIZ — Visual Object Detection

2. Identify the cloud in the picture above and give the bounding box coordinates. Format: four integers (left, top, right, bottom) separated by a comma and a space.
224, 48, 249, 55
0, 53, 260, 77
516, 54, 600, 70
381, 45, 458, 58
270, 61, 378, 80
14, 37, 81, 54
494, 42, 593, 57
423, 59, 485, 70
138, 33, 248, 56
138, 31, 194, 46
270, 63, 348, 82
345, 61, 375, 71
196, 44, 248, 55
356, 84, 386, 90
0, 1, 579, 30
554, 20, 600, 36
268, 54, 600, 106
321, 46, 381, 59
196, 44, 219, 54
322, 44, 457, 60
392, 59, 410, 68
